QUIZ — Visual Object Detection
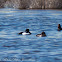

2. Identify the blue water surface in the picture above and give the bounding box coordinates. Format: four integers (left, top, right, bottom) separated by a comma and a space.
0, 8, 62, 62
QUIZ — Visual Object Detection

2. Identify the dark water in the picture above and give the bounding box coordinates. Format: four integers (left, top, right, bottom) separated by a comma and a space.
0, 8, 62, 62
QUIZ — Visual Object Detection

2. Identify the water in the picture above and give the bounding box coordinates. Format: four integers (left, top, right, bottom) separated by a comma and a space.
0, 8, 62, 62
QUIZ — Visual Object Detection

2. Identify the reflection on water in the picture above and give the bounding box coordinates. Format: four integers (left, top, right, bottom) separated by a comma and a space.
0, 8, 62, 62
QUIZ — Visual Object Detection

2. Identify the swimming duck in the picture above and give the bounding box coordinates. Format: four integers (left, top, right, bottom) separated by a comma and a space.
19, 29, 31, 35
36, 31, 46, 37
58, 24, 62, 31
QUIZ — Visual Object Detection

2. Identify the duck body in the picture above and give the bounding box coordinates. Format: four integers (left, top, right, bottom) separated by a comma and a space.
36, 34, 42, 37
36, 32, 46, 37
19, 29, 31, 35
19, 32, 31, 35
19, 32, 23, 35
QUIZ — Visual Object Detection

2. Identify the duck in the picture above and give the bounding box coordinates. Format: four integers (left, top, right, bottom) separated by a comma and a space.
19, 29, 31, 35
36, 31, 46, 37
58, 24, 62, 31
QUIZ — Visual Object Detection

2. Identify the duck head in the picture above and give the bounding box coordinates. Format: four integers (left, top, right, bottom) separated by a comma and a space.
41, 32, 46, 37
25, 29, 29, 33
58, 24, 61, 29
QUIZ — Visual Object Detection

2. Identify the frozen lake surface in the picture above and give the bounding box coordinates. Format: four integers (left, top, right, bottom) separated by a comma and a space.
0, 8, 62, 62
